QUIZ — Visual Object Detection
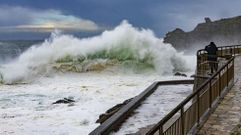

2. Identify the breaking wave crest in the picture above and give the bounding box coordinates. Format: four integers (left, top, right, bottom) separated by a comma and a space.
0, 21, 194, 84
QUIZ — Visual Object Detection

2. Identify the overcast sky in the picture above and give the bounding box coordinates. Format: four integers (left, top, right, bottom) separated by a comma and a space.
1, 0, 241, 40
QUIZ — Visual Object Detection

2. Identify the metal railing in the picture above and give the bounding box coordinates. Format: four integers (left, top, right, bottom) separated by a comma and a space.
194, 45, 241, 92
146, 45, 241, 135
196, 45, 241, 75
146, 57, 234, 135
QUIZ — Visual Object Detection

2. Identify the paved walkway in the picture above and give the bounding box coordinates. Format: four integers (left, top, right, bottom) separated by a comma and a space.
197, 56, 241, 135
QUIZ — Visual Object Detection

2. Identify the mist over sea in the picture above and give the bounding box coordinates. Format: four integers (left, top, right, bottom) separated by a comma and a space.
0, 40, 42, 63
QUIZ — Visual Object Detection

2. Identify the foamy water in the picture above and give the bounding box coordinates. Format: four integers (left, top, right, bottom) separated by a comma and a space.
0, 72, 194, 135
0, 21, 196, 135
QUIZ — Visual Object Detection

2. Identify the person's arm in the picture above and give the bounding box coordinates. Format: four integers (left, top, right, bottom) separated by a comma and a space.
205, 46, 208, 51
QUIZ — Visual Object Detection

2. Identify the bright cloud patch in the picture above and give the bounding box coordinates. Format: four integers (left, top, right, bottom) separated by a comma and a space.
0, 6, 100, 32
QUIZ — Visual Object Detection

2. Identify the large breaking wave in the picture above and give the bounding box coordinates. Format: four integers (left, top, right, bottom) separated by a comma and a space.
0, 21, 194, 84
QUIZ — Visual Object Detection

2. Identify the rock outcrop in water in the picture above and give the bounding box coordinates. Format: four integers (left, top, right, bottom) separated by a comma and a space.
164, 16, 241, 51
174, 72, 187, 77
52, 98, 75, 104
96, 98, 133, 124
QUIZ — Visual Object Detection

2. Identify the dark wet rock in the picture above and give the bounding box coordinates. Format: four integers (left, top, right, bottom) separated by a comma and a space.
96, 98, 133, 124
174, 72, 187, 77
2, 114, 15, 119
52, 98, 75, 104
190, 74, 195, 78
164, 16, 241, 51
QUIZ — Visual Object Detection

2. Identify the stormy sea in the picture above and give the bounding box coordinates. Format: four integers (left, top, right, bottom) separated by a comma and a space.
0, 21, 196, 135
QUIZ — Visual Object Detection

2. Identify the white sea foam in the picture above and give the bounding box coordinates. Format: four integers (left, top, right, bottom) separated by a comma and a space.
0, 21, 195, 84
0, 72, 193, 135
0, 21, 197, 135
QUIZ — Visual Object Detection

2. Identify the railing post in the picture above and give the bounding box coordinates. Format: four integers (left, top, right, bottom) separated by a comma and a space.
233, 46, 236, 56
197, 92, 200, 125
226, 66, 229, 87
159, 126, 163, 135
219, 72, 221, 97
221, 48, 223, 56
181, 107, 185, 135
233, 46, 235, 55
209, 81, 212, 108
231, 60, 234, 84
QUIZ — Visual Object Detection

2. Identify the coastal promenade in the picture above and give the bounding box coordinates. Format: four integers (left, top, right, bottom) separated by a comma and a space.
197, 56, 241, 134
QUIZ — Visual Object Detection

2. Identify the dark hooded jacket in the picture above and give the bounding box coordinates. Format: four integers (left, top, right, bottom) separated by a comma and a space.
205, 42, 218, 61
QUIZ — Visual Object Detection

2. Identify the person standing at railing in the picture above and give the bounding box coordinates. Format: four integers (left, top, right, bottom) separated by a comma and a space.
205, 42, 218, 74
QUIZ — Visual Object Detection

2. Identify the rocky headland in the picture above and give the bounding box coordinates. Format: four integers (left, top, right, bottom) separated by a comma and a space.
164, 16, 241, 51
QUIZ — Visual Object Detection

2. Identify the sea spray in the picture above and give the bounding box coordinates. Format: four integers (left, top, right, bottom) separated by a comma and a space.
0, 21, 193, 84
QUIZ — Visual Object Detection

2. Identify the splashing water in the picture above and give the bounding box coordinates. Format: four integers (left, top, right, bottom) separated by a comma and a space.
0, 21, 193, 84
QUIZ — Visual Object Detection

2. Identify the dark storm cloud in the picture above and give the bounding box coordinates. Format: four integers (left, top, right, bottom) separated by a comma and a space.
0, 0, 241, 39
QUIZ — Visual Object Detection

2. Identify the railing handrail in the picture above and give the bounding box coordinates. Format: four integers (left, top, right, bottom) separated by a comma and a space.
146, 56, 234, 134
197, 44, 241, 56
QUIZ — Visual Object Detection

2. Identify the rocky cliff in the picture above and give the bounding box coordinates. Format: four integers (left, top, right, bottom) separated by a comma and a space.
164, 16, 241, 51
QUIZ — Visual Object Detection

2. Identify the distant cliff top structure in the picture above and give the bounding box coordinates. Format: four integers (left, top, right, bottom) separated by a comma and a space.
164, 16, 241, 51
